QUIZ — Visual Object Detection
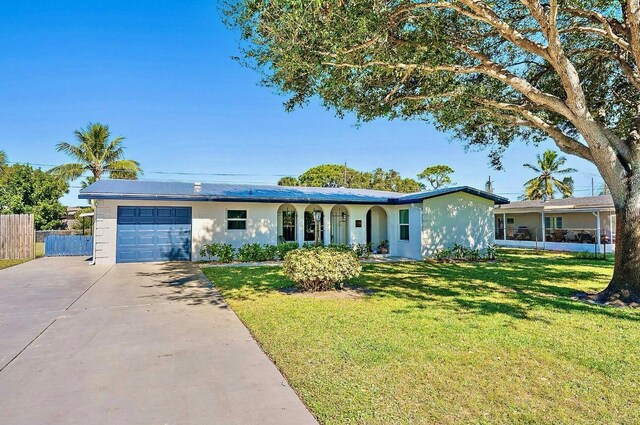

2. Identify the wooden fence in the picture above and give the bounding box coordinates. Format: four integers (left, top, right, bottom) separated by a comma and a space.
0, 214, 35, 259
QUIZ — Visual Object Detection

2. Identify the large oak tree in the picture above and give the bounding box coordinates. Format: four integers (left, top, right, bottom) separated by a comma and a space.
225, 0, 640, 303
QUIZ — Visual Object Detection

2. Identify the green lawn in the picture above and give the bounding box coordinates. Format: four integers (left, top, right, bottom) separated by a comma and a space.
203, 250, 640, 424
0, 259, 28, 270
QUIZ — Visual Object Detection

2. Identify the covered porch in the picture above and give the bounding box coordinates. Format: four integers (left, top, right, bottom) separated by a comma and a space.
276, 203, 393, 254
494, 208, 616, 253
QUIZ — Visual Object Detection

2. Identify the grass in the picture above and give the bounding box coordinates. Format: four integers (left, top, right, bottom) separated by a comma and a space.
203, 250, 640, 425
0, 243, 43, 270
0, 259, 28, 270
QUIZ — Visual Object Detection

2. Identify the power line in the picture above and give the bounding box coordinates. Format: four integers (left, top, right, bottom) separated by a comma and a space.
6, 161, 293, 178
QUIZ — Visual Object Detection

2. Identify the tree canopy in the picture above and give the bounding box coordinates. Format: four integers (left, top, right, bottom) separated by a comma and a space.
278, 164, 424, 192
0, 164, 68, 230
0, 150, 7, 172
49, 122, 142, 185
418, 165, 456, 189
521, 150, 576, 200
225, 0, 640, 302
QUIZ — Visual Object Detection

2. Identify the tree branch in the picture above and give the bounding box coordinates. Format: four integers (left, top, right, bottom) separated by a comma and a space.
472, 97, 594, 162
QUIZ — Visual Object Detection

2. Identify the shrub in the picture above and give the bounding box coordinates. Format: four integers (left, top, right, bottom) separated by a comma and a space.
263, 244, 279, 261
351, 242, 372, 259
237, 243, 265, 262
237, 243, 282, 262
282, 248, 362, 291
277, 242, 299, 259
433, 243, 497, 262
199, 242, 235, 263
326, 243, 351, 252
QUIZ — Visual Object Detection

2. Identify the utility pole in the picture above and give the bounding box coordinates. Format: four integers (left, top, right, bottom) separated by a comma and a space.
343, 161, 347, 187
591, 177, 594, 196
485, 176, 493, 194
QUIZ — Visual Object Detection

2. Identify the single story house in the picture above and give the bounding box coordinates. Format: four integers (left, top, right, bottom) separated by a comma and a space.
494, 195, 616, 253
79, 179, 508, 264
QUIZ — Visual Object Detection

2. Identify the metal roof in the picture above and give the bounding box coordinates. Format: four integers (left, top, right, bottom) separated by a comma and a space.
78, 179, 509, 205
495, 195, 614, 211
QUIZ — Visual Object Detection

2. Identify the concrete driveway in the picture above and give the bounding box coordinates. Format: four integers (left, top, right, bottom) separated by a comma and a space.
0, 257, 316, 425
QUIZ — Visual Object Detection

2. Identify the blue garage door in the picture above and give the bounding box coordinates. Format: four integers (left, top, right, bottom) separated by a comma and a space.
116, 206, 192, 263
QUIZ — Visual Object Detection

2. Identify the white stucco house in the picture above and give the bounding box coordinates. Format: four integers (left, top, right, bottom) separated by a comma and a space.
78, 179, 508, 264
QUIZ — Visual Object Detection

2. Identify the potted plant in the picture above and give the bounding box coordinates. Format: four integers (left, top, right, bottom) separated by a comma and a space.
377, 240, 389, 254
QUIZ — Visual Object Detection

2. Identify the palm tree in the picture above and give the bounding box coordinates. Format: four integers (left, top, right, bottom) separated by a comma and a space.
49, 123, 142, 184
522, 150, 576, 200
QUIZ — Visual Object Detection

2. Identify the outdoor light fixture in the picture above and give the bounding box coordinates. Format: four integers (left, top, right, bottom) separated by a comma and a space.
313, 210, 322, 222
341, 212, 347, 222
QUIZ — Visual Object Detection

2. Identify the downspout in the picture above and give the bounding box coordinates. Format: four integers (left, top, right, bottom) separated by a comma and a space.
90, 199, 97, 265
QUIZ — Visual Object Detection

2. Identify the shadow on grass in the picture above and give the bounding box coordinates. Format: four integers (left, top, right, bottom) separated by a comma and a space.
203, 250, 639, 322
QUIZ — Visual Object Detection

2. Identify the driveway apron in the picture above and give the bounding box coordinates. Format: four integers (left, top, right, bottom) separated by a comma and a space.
0, 257, 316, 425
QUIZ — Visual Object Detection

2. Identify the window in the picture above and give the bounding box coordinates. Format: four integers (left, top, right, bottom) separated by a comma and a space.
304, 211, 324, 242
281, 210, 296, 241
399, 209, 410, 241
227, 210, 247, 230
545, 216, 563, 229
507, 218, 515, 225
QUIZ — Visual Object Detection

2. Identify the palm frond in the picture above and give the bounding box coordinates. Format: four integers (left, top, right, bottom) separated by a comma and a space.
48, 163, 86, 181
106, 159, 142, 179
523, 163, 541, 172
55, 142, 87, 161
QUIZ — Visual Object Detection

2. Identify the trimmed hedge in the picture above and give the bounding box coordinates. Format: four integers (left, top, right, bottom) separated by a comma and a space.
282, 247, 362, 291
199, 241, 301, 263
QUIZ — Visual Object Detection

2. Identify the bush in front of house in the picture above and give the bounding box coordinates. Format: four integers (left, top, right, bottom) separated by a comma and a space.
199, 242, 235, 263
237, 243, 282, 262
433, 243, 497, 261
277, 242, 299, 259
282, 248, 362, 291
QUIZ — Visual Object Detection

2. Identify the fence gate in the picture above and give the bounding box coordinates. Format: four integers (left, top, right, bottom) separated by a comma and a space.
0, 214, 35, 259
45, 235, 94, 257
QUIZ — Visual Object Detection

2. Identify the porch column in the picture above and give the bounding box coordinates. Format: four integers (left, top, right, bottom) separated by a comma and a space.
596, 211, 602, 254
295, 205, 306, 247
540, 212, 546, 246
502, 212, 507, 241
322, 205, 332, 246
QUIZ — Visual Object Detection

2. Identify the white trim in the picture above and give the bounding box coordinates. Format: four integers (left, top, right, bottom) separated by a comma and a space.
226, 208, 248, 231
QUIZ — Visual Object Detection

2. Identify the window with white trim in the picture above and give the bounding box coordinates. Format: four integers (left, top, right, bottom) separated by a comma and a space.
545, 216, 563, 229
399, 209, 410, 241
227, 210, 247, 230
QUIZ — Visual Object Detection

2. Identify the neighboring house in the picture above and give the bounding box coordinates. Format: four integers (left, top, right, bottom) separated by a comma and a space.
494, 195, 616, 253
62, 206, 84, 229
78, 179, 507, 264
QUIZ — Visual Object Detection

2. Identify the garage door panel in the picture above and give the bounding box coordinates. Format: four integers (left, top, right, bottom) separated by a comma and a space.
116, 207, 191, 263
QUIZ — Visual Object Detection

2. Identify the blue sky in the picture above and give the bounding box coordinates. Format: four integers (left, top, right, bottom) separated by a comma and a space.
0, 0, 603, 206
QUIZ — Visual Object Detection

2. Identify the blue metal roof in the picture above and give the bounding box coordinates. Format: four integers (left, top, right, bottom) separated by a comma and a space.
78, 179, 509, 205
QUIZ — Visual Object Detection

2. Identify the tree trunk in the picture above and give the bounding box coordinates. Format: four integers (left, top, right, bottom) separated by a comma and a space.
597, 189, 640, 304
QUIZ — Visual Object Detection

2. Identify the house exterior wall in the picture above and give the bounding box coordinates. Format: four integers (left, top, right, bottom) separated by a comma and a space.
92, 199, 437, 264
421, 192, 495, 257
94, 199, 278, 264
502, 212, 543, 239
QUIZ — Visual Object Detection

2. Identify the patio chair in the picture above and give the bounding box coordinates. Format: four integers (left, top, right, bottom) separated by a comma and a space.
564, 231, 578, 242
